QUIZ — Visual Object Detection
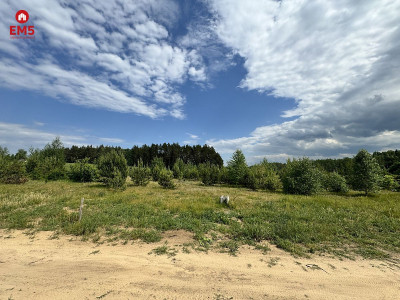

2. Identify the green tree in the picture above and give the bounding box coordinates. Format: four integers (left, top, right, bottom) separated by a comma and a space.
151, 157, 165, 181
246, 159, 282, 191
282, 158, 321, 195
0, 159, 28, 184
97, 150, 128, 189
14, 149, 28, 160
199, 162, 220, 185
380, 174, 399, 191
68, 158, 98, 182
172, 158, 185, 180
158, 169, 175, 189
182, 163, 199, 180
26, 137, 66, 181
352, 149, 382, 195
227, 149, 248, 185
130, 158, 151, 186
322, 171, 349, 193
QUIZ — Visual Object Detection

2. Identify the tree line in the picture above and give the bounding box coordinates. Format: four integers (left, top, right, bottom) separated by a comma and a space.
64, 143, 223, 168
0, 138, 399, 194
314, 150, 400, 179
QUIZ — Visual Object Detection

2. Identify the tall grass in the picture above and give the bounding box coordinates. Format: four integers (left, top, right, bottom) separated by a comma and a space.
0, 180, 399, 259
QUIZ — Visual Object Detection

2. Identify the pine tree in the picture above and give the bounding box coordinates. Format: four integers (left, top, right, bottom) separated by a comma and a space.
352, 149, 382, 195
227, 149, 248, 185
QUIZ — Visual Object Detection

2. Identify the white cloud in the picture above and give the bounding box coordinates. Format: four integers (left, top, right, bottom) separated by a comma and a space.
183, 132, 200, 145
207, 0, 400, 162
0, 0, 208, 119
0, 122, 125, 153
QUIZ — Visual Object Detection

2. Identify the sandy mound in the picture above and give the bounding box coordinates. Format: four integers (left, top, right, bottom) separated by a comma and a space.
0, 230, 399, 299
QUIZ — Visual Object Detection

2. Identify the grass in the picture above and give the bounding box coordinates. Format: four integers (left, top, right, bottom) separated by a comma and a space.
0, 179, 399, 259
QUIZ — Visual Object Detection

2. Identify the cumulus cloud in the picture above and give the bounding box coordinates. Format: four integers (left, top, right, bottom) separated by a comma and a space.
0, 0, 208, 119
207, 0, 400, 162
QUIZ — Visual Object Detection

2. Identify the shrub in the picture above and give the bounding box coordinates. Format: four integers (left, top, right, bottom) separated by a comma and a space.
26, 138, 66, 181
322, 171, 349, 193
380, 175, 399, 191
199, 162, 220, 185
158, 169, 175, 189
0, 159, 28, 184
68, 158, 98, 182
97, 150, 128, 189
219, 166, 229, 184
246, 160, 282, 191
182, 163, 199, 180
26, 148, 42, 180
172, 158, 185, 180
151, 157, 165, 181
130, 158, 151, 186
282, 158, 321, 195
352, 149, 382, 195
227, 149, 248, 185
39, 156, 66, 181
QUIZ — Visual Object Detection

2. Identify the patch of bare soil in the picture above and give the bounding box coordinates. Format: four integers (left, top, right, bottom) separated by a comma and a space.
0, 230, 399, 299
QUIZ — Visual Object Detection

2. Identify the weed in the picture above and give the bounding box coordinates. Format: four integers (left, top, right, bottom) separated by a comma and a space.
149, 242, 177, 257
267, 257, 280, 268
218, 240, 239, 256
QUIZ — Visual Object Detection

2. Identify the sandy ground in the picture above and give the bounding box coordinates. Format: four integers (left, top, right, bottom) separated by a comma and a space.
0, 230, 399, 300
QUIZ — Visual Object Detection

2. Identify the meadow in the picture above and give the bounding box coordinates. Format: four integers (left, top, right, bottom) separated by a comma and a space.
1, 179, 399, 259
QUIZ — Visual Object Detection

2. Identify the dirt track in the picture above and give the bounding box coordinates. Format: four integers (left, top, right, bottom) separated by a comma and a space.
1, 230, 399, 299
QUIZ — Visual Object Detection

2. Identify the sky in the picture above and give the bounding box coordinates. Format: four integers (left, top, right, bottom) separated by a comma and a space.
0, 0, 399, 164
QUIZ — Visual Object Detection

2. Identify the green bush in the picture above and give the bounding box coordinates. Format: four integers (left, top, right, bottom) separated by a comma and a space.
219, 166, 229, 183
151, 157, 165, 181
199, 162, 220, 185
182, 163, 199, 180
322, 171, 349, 193
26, 148, 42, 180
68, 158, 98, 182
282, 158, 321, 195
352, 149, 382, 195
172, 158, 185, 180
25, 138, 66, 181
158, 169, 175, 189
380, 175, 399, 191
39, 156, 66, 181
130, 158, 151, 186
0, 159, 28, 184
97, 150, 128, 189
246, 160, 282, 191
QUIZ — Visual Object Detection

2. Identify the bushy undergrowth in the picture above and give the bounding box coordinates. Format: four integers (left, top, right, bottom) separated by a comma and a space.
0, 159, 28, 184
322, 171, 349, 193
158, 169, 175, 189
97, 150, 128, 189
246, 160, 282, 191
151, 157, 165, 182
199, 162, 220, 186
130, 158, 151, 186
68, 158, 98, 182
282, 158, 321, 195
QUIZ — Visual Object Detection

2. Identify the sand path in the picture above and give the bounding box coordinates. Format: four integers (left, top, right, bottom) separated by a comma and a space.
0, 230, 399, 299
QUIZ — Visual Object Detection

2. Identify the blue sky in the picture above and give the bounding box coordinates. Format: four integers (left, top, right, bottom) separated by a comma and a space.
0, 0, 399, 164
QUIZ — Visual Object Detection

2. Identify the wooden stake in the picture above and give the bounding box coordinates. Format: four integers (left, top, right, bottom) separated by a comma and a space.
79, 198, 84, 221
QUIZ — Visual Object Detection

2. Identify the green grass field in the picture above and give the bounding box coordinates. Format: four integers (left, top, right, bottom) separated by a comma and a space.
1, 179, 399, 259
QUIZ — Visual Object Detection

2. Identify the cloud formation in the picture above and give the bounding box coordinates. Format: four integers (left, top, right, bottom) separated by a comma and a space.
0, 122, 126, 153
207, 0, 400, 162
0, 0, 207, 119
